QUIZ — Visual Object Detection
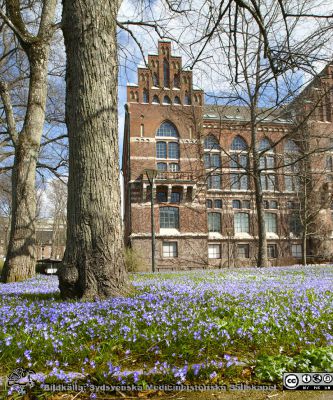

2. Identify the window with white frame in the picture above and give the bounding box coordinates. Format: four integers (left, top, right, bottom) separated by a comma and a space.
208, 212, 221, 232
160, 207, 179, 229
207, 175, 222, 189
291, 244, 302, 257
208, 244, 221, 259
230, 173, 249, 190
264, 212, 277, 233
163, 242, 178, 258
267, 244, 277, 258
237, 244, 249, 258
234, 213, 250, 233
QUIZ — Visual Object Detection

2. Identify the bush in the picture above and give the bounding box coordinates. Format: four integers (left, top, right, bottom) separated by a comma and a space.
124, 247, 148, 273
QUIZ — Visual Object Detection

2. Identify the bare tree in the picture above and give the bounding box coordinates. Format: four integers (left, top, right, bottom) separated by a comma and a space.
0, 0, 59, 282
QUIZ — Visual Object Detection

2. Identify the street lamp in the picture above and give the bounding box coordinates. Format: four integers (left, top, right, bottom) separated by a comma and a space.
144, 169, 158, 272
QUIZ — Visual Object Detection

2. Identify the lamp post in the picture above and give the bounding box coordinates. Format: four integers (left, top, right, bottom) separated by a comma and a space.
145, 169, 158, 272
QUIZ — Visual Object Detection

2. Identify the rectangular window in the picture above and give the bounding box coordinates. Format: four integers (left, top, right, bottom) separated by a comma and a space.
169, 163, 179, 172
211, 154, 221, 168
168, 142, 179, 159
291, 244, 302, 257
163, 242, 178, 258
160, 207, 179, 229
237, 244, 249, 258
267, 244, 277, 258
156, 142, 167, 158
157, 189, 167, 203
231, 174, 248, 190
208, 212, 221, 232
208, 175, 221, 189
266, 156, 275, 169
208, 244, 221, 259
171, 191, 181, 203
284, 175, 293, 192
234, 213, 250, 233
264, 213, 277, 233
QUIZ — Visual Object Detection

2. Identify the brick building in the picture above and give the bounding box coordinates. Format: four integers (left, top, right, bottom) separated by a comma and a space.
122, 40, 333, 271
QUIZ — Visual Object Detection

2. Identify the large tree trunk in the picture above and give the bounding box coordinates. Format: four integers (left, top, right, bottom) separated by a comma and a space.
1, 40, 52, 282
59, 0, 130, 299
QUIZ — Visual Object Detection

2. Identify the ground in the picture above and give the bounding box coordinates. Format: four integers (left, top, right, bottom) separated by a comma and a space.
0, 266, 333, 399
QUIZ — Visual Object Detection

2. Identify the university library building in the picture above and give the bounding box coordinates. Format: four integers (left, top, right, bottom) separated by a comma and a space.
122, 40, 333, 271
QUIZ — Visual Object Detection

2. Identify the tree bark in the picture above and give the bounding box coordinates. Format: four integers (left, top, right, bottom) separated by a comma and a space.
1, 34, 54, 282
59, 0, 130, 299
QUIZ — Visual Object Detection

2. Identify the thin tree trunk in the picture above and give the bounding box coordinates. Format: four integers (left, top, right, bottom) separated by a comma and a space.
59, 0, 130, 299
1, 39, 53, 282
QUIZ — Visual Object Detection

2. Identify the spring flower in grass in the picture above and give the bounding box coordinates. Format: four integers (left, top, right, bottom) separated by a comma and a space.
210, 371, 217, 380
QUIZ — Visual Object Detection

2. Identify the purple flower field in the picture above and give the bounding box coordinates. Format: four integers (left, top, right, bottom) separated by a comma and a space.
0, 266, 333, 386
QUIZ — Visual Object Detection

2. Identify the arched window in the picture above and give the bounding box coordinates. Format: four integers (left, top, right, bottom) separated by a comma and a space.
259, 138, 273, 152
152, 95, 160, 104
204, 135, 220, 150
156, 121, 178, 137
184, 92, 191, 105
174, 96, 181, 105
143, 88, 149, 103
231, 136, 247, 151
163, 95, 171, 105
153, 73, 159, 87
163, 59, 170, 87
284, 140, 299, 153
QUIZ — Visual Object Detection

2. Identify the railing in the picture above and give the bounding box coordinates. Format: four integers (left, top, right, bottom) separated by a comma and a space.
154, 171, 196, 181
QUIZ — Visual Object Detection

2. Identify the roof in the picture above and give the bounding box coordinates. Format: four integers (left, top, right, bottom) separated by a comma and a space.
203, 105, 291, 124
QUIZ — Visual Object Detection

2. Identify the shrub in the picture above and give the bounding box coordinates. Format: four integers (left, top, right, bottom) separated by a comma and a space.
124, 247, 148, 272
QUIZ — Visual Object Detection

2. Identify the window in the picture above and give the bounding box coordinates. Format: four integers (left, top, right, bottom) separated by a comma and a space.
163, 59, 170, 87
153, 73, 159, 87
261, 174, 277, 191
291, 244, 302, 257
267, 244, 277, 258
152, 95, 160, 104
163, 95, 171, 105
160, 207, 179, 229
214, 199, 222, 208
143, 89, 149, 103
171, 191, 181, 203
206, 199, 213, 208
184, 92, 191, 105
208, 212, 221, 232
156, 121, 178, 137
242, 200, 250, 209
207, 175, 221, 189
326, 156, 333, 172
230, 174, 248, 190
231, 136, 247, 151
290, 214, 302, 236
169, 163, 179, 172
156, 142, 167, 158
232, 200, 241, 209
234, 213, 250, 233
208, 244, 221, 259
157, 188, 168, 203
168, 142, 179, 159
204, 135, 220, 150
163, 242, 178, 258
237, 244, 249, 258
259, 138, 272, 151
264, 213, 277, 233
204, 154, 221, 168
270, 200, 278, 209
284, 175, 299, 192
230, 154, 248, 169
174, 96, 181, 105
173, 74, 180, 88
157, 162, 167, 171
285, 140, 299, 153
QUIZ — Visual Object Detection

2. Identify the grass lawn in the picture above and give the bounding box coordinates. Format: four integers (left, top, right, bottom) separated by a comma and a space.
0, 266, 333, 398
